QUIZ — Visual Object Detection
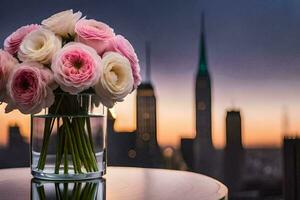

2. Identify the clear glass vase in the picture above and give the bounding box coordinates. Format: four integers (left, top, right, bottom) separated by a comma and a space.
30, 92, 107, 180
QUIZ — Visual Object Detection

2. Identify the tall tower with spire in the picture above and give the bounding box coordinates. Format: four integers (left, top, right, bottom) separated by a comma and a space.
195, 14, 212, 144
193, 13, 215, 176
136, 42, 161, 167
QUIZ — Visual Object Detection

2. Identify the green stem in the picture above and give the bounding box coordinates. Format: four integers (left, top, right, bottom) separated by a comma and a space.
75, 119, 95, 172
87, 182, 97, 200
79, 119, 98, 171
36, 185, 46, 200
86, 117, 96, 156
63, 183, 68, 199
37, 118, 53, 170
36, 93, 101, 175
64, 118, 82, 174
79, 95, 98, 172
84, 132, 98, 171
73, 120, 92, 172
66, 121, 79, 174
64, 132, 68, 174
37, 95, 64, 170
74, 183, 82, 200
80, 183, 91, 199
55, 183, 62, 200
55, 118, 63, 174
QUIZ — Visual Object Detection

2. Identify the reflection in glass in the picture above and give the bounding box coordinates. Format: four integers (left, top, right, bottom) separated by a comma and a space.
31, 178, 105, 200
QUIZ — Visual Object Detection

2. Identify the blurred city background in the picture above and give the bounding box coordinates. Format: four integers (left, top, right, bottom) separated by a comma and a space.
1, 0, 300, 199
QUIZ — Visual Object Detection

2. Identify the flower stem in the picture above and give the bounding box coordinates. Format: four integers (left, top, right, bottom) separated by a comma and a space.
80, 182, 91, 199
64, 118, 82, 174
75, 118, 96, 171
37, 95, 64, 170
63, 183, 68, 199
73, 119, 92, 172
86, 117, 96, 156
36, 185, 46, 200
54, 118, 63, 174
64, 132, 68, 174
36, 93, 100, 175
79, 118, 98, 171
55, 183, 62, 199
86, 182, 97, 200
37, 118, 53, 170
72, 182, 82, 200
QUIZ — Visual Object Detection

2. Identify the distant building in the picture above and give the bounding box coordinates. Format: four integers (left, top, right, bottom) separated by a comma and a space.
0, 124, 29, 168
107, 42, 163, 168
181, 14, 216, 177
107, 111, 137, 166
136, 82, 162, 167
136, 43, 157, 153
283, 137, 300, 200
223, 111, 282, 199
225, 110, 243, 150
241, 148, 282, 198
134, 42, 162, 167
224, 110, 244, 193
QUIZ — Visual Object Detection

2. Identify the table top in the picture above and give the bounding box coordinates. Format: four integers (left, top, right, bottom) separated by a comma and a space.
0, 167, 227, 200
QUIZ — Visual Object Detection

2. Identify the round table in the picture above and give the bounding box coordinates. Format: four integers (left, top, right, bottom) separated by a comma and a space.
0, 167, 227, 200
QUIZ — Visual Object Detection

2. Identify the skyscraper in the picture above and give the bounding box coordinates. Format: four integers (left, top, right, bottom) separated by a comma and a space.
193, 14, 215, 176
136, 42, 157, 148
195, 15, 212, 145
0, 124, 29, 168
107, 111, 137, 167
136, 83, 157, 149
8, 125, 28, 149
225, 110, 243, 150
107, 42, 162, 168
136, 42, 161, 166
283, 137, 300, 200
224, 110, 244, 193
180, 14, 216, 177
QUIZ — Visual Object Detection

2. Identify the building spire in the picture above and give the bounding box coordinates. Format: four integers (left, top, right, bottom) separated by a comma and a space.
282, 105, 290, 137
145, 41, 151, 82
198, 12, 208, 73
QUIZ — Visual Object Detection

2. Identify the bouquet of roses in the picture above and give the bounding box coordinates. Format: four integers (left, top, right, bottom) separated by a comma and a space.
0, 10, 141, 175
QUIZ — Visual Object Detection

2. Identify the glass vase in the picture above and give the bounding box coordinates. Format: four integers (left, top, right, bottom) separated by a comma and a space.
30, 92, 107, 180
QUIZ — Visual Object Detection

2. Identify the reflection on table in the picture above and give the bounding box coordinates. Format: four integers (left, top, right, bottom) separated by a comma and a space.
0, 167, 227, 200
31, 179, 105, 200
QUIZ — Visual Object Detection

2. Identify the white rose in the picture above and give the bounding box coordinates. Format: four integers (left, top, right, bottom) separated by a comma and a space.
42, 10, 82, 37
94, 52, 134, 108
18, 28, 61, 64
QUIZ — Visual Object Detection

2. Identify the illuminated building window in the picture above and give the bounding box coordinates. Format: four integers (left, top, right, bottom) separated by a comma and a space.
128, 149, 136, 158
142, 133, 150, 141
197, 101, 206, 111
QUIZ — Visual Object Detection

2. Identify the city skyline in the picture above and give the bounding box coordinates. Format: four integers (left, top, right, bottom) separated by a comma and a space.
1, 0, 300, 148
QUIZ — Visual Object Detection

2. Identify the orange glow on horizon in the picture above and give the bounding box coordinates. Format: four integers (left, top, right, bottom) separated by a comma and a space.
1, 88, 298, 149
0, 105, 30, 146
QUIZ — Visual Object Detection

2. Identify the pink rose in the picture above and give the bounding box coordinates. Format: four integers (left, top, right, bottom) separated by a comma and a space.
0, 50, 18, 102
106, 35, 141, 88
5, 62, 55, 114
94, 52, 133, 108
51, 42, 102, 94
4, 24, 40, 55
75, 19, 115, 55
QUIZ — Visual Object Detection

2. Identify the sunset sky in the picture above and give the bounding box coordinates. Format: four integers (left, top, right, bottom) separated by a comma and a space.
1, 0, 300, 148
